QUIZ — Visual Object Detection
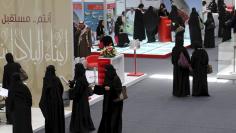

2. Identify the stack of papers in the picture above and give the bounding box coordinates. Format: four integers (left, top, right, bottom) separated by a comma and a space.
0, 87, 8, 97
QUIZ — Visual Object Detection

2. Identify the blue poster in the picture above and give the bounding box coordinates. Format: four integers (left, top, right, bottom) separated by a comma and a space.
84, 2, 104, 31
73, 2, 84, 23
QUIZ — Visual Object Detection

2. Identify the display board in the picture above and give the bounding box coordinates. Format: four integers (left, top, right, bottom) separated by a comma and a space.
84, 2, 104, 31
0, 0, 73, 106
73, 2, 84, 22
116, 0, 126, 15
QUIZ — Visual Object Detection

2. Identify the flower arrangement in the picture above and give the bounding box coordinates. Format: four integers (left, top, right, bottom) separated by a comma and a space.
100, 46, 117, 58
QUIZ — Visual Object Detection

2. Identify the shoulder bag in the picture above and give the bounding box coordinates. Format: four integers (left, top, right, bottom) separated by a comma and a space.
113, 86, 128, 102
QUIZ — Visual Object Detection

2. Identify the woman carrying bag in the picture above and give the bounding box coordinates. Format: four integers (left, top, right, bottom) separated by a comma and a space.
94, 64, 124, 133
68, 63, 95, 133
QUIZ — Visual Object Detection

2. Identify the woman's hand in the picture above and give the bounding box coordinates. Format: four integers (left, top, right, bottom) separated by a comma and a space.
105, 86, 110, 91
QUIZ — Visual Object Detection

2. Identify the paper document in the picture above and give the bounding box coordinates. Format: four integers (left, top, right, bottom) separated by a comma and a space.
0, 87, 8, 97
60, 76, 69, 84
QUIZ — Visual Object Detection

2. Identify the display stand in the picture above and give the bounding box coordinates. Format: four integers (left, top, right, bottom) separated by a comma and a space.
128, 40, 144, 76
158, 17, 172, 42
98, 54, 125, 85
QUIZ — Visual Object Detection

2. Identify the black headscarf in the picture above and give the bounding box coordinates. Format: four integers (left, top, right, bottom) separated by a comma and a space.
74, 63, 89, 86
189, 8, 200, 25
44, 65, 56, 79
160, 3, 166, 9
175, 31, 184, 46
116, 16, 123, 25
98, 20, 104, 28
103, 64, 117, 86
5, 53, 14, 63
101, 35, 114, 47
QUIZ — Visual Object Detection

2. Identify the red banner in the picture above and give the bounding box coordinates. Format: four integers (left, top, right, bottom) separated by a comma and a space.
107, 3, 116, 9
73, 3, 83, 10
87, 4, 104, 10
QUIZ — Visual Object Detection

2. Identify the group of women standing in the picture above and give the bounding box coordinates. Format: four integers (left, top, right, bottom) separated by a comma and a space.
189, 8, 215, 49
133, 3, 169, 43
40, 63, 123, 133
172, 31, 210, 97
3, 52, 123, 133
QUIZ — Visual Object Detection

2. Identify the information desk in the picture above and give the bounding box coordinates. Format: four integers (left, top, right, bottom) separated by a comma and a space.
97, 54, 125, 85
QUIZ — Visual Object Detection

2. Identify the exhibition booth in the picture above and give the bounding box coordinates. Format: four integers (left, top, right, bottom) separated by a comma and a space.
0, 0, 147, 131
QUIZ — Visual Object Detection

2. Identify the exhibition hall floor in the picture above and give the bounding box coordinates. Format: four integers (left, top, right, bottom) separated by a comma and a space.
88, 38, 236, 133
2, 38, 236, 133
92, 39, 191, 58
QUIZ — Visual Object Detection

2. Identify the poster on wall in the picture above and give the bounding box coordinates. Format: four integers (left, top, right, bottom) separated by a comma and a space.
106, 3, 116, 35
84, 2, 104, 31
0, 0, 73, 105
116, 0, 125, 15
73, 2, 84, 23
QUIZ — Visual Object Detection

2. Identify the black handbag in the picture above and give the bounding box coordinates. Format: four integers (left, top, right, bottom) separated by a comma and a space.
113, 86, 128, 102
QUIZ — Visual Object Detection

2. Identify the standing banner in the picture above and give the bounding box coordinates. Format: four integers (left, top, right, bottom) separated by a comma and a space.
0, 0, 73, 106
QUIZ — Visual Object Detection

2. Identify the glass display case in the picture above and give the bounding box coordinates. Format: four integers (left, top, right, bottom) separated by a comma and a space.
217, 37, 236, 79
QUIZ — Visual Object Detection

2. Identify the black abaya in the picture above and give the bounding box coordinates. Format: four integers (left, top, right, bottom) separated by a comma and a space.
94, 65, 123, 133
172, 45, 190, 97
8, 83, 33, 133
39, 77, 65, 133
133, 9, 146, 41
222, 12, 232, 42
144, 7, 159, 43
69, 79, 95, 133
96, 76, 123, 133
204, 18, 215, 48
191, 48, 209, 96
188, 11, 203, 48
3, 61, 21, 124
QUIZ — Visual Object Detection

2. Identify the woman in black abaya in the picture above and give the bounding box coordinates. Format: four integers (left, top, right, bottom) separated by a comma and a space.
171, 31, 190, 97
39, 65, 65, 133
204, 12, 215, 48
94, 64, 123, 133
8, 73, 33, 133
188, 8, 203, 48
144, 6, 159, 43
133, 3, 146, 41
169, 5, 185, 42
191, 45, 210, 96
69, 63, 95, 133
2, 53, 22, 124
222, 11, 233, 42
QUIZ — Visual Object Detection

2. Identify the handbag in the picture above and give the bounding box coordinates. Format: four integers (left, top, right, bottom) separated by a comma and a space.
113, 86, 128, 102
178, 52, 190, 68
207, 64, 213, 74
19, 68, 28, 81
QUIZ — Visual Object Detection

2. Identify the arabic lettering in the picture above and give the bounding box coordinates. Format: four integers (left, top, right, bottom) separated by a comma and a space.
1, 14, 31, 24
0, 27, 69, 65
1, 12, 52, 24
